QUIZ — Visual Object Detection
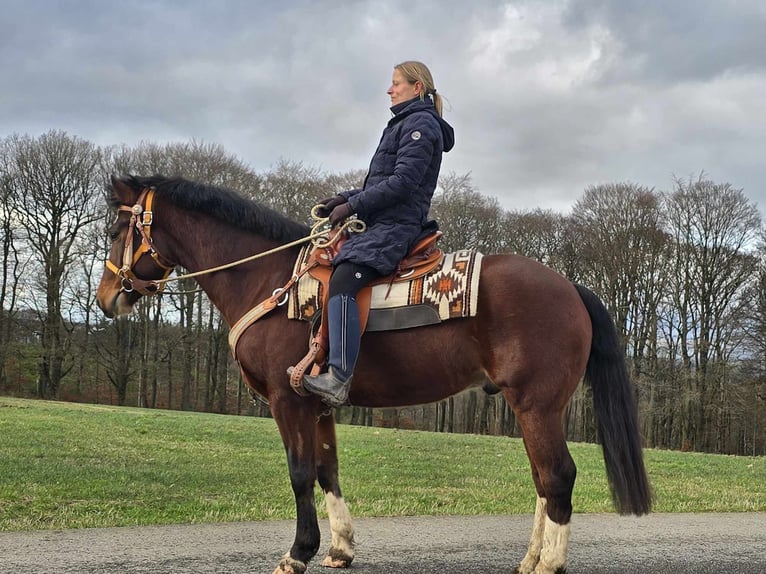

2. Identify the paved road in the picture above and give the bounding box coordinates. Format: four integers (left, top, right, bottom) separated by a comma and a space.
1, 513, 765, 573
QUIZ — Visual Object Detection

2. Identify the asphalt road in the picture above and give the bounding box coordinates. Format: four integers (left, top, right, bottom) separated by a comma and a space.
1, 513, 765, 574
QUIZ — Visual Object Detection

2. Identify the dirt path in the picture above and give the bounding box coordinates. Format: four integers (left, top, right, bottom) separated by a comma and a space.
1, 513, 765, 573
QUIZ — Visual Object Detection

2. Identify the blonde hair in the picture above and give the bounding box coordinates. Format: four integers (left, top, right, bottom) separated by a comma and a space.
395, 60, 443, 117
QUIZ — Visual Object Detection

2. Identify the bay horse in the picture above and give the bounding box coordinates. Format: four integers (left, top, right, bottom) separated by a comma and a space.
96, 175, 651, 574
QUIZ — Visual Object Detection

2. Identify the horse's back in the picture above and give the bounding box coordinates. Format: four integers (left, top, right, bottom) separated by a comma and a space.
478, 253, 591, 337
350, 253, 592, 408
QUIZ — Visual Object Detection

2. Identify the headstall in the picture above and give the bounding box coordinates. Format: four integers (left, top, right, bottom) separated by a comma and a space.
104, 188, 175, 296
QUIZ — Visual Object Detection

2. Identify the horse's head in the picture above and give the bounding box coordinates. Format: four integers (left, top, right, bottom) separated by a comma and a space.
96, 175, 176, 318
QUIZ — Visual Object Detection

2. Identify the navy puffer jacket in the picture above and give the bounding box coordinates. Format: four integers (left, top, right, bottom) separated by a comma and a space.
334, 96, 455, 275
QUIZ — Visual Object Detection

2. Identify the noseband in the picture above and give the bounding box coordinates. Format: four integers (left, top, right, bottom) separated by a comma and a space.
105, 188, 175, 296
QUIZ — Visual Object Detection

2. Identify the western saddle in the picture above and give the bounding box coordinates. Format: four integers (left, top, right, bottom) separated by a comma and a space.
288, 229, 443, 395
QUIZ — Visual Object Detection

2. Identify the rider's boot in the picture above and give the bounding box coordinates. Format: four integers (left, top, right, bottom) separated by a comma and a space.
303, 294, 360, 407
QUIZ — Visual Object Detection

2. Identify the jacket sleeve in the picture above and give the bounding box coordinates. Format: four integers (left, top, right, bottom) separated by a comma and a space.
338, 188, 363, 200
348, 115, 438, 218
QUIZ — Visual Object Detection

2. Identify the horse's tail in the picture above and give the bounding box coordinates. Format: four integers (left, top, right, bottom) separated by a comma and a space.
574, 283, 652, 516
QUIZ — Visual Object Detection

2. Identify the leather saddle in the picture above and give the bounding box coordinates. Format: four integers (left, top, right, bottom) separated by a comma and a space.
288, 229, 443, 395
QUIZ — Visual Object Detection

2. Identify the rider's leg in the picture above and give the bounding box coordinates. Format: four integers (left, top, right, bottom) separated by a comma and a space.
302, 262, 379, 406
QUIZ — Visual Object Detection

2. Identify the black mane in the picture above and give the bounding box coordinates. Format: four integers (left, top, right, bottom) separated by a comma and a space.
112, 175, 310, 244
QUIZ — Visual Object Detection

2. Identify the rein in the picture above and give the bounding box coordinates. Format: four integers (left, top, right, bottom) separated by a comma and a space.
105, 190, 365, 297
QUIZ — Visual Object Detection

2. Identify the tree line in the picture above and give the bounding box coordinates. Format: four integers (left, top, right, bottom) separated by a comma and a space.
1, 130, 764, 455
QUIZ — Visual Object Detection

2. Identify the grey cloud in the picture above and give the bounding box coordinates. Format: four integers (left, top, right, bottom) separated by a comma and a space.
0, 0, 764, 214
563, 0, 766, 85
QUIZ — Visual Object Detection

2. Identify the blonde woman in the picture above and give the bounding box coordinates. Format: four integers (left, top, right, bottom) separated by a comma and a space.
305, 60, 455, 406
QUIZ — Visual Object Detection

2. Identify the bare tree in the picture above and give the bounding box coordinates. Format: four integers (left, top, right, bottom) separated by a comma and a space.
3, 131, 103, 398
502, 209, 568, 267
261, 159, 331, 223
571, 183, 668, 445
67, 212, 109, 398
663, 174, 761, 451
324, 169, 367, 196
738, 250, 766, 454
109, 140, 262, 196
0, 169, 25, 386
431, 171, 505, 253
572, 183, 666, 350
98, 316, 138, 406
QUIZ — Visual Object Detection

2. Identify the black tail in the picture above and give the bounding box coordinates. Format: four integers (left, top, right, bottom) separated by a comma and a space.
574, 283, 652, 515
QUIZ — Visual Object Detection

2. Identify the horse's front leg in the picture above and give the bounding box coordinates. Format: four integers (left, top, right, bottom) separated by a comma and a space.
271, 398, 322, 574
316, 412, 355, 568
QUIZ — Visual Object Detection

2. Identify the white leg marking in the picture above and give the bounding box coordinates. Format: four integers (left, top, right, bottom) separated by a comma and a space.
518, 496, 547, 574
323, 492, 355, 566
537, 516, 570, 573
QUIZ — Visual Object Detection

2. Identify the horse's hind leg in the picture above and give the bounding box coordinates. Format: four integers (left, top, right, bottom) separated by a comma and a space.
316, 413, 355, 568
514, 410, 576, 574
517, 491, 548, 573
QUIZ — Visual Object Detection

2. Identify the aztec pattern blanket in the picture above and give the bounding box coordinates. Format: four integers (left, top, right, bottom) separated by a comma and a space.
288, 247, 483, 332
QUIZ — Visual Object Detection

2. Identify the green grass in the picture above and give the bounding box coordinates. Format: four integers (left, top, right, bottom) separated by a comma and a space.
0, 397, 764, 531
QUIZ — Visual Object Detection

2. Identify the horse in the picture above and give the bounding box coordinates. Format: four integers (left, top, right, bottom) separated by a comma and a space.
96, 174, 651, 574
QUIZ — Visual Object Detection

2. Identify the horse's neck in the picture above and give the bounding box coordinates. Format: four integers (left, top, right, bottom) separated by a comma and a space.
165, 219, 293, 326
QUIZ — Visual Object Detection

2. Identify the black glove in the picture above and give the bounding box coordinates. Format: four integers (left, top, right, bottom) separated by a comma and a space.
329, 202, 354, 227
316, 195, 347, 218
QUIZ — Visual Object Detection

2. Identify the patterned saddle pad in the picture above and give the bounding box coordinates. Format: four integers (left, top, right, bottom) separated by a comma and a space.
288, 248, 483, 332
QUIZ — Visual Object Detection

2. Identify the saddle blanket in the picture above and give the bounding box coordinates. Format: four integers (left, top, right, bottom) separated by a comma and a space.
288, 248, 483, 332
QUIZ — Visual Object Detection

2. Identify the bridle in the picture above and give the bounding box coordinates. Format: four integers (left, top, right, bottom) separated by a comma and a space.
105, 187, 175, 296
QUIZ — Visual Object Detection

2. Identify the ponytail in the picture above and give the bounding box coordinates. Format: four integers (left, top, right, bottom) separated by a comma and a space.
431, 91, 443, 117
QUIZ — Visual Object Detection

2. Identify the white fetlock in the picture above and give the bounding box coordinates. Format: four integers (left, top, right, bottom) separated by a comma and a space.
516, 496, 547, 574
323, 492, 355, 567
516, 555, 538, 574
534, 517, 570, 574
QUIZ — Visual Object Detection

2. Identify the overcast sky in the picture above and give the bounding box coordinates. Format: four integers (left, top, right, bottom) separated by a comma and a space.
2, 0, 764, 213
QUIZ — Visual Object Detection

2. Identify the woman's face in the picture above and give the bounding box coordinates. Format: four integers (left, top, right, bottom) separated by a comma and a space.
387, 69, 421, 106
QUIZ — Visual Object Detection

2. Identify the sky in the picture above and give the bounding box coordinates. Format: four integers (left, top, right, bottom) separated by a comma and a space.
1, 0, 764, 214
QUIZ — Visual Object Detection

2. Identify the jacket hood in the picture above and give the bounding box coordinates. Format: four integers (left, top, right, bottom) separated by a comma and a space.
390, 97, 455, 153
436, 114, 455, 153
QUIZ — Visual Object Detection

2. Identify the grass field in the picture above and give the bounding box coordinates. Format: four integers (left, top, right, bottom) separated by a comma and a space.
0, 397, 763, 531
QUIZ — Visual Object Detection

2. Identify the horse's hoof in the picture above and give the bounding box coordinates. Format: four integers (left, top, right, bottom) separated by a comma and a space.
322, 548, 354, 568
322, 555, 350, 568
514, 558, 536, 574
272, 553, 307, 574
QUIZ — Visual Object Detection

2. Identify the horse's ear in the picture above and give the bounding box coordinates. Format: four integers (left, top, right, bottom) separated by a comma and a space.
110, 174, 138, 204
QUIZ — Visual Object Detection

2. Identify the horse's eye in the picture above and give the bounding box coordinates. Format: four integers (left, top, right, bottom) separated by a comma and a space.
108, 228, 120, 242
